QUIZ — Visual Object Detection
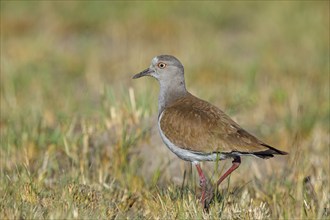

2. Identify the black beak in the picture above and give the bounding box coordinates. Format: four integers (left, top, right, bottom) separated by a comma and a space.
132, 68, 154, 79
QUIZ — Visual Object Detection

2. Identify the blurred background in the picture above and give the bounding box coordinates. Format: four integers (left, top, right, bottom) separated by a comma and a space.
1, 1, 329, 219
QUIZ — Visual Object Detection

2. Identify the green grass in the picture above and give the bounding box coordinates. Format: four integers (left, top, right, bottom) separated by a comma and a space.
1, 1, 329, 219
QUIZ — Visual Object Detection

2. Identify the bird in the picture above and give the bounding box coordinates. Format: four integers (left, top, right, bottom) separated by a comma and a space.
132, 55, 288, 210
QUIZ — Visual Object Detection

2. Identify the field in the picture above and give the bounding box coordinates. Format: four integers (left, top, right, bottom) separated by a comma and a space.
1, 1, 329, 219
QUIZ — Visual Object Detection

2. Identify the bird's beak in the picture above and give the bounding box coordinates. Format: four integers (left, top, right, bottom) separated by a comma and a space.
132, 68, 154, 79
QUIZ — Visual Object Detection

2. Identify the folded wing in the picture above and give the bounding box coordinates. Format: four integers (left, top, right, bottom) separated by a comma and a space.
159, 93, 287, 157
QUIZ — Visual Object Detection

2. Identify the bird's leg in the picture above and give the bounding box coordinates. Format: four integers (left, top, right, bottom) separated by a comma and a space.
195, 157, 241, 210
195, 163, 207, 204
195, 163, 214, 211
201, 157, 241, 210
216, 156, 241, 186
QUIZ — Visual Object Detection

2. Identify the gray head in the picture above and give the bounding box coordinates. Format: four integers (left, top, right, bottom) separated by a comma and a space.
132, 55, 185, 83
133, 55, 187, 114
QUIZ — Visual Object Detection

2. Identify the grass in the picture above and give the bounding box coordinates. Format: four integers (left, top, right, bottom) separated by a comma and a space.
1, 1, 329, 219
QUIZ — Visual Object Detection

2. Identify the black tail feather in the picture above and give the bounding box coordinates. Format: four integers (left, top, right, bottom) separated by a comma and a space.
253, 144, 288, 159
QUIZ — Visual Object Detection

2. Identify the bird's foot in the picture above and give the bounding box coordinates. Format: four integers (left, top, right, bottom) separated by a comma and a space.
199, 177, 207, 188
200, 181, 215, 212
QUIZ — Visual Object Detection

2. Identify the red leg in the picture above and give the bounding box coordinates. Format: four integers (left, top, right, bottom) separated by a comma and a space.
195, 163, 207, 204
195, 157, 241, 210
216, 157, 241, 186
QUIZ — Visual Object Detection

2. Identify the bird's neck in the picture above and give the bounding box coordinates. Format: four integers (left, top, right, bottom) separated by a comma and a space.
158, 78, 187, 116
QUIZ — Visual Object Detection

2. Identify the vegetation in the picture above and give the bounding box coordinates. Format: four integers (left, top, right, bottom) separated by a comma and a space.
1, 1, 329, 219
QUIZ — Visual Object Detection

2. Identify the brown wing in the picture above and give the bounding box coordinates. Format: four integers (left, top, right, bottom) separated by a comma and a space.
160, 93, 275, 154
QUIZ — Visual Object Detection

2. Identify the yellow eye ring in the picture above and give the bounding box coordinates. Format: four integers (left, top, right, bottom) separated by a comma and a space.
157, 62, 167, 69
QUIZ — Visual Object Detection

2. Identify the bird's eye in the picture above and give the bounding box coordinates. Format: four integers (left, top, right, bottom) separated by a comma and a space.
157, 62, 167, 69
